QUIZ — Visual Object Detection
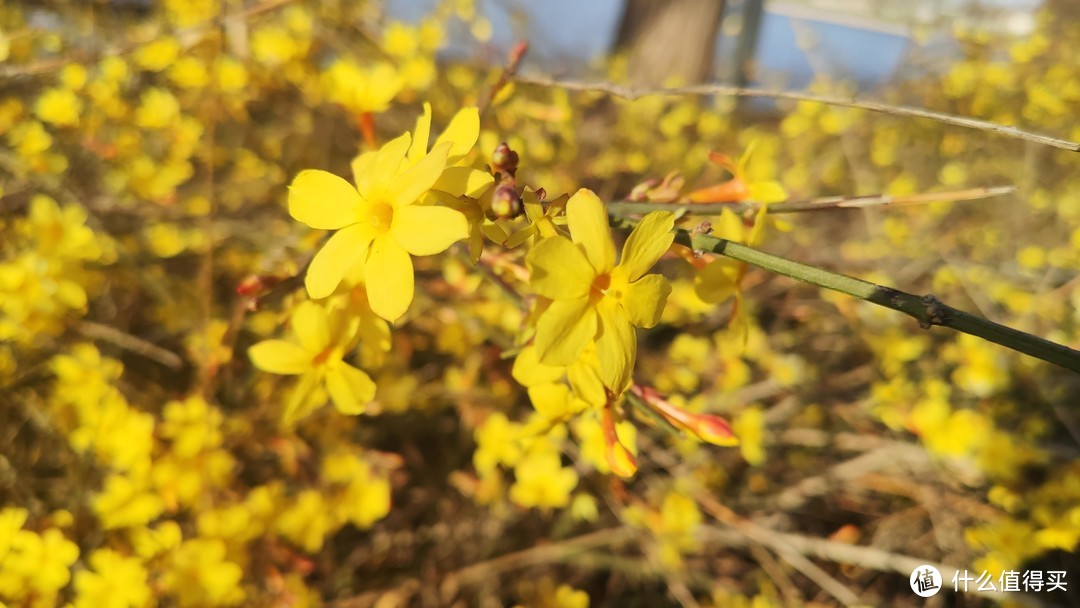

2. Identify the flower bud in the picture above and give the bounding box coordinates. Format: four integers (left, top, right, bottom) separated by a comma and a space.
236, 274, 284, 297
490, 184, 523, 219
492, 142, 519, 176
632, 385, 738, 447
602, 405, 637, 478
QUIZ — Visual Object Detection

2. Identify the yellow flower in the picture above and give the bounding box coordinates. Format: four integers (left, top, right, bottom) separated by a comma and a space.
248, 300, 376, 422
509, 451, 578, 509
322, 60, 402, 115
0, 508, 28, 562
275, 490, 333, 552
73, 549, 152, 608
383, 22, 419, 57
93, 474, 164, 530
0, 527, 79, 601
165, 538, 245, 607
168, 56, 210, 89
288, 107, 479, 321
251, 25, 307, 66
732, 406, 765, 465
34, 87, 82, 127
504, 188, 567, 247
215, 56, 249, 93
526, 189, 674, 391
134, 87, 180, 130
134, 37, 180, 72
59, 64, 88, 90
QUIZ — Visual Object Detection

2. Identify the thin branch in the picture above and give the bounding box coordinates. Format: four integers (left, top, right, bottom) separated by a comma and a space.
698, 526, 1044, 606
693, 493, 1044, 606
515, 74, 1080, 153
608, 185, 1016, 216
478, 41, 529, 116
76, 320, 184, 369
330, 527, 636, 608
612, 217, 1080, 373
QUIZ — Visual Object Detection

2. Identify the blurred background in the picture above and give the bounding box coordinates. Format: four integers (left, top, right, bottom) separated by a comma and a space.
1, 0, 1078, 607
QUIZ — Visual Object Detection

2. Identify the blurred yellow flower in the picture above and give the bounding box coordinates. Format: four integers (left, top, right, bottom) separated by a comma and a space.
322, 60, 402, 115
248, 300, 376, 422
34, 87, 82, 127
73, 548, 152, 608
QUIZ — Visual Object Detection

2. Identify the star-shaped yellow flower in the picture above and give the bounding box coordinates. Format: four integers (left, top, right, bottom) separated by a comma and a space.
288, 107, 481, 321
248, 301, 375, 423
525, 189, 674, 392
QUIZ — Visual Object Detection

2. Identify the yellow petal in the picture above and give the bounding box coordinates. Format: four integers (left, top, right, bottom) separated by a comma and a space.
357, 310, 392, 367
713, 209, 746, 242
355, 132, 411, 199
350, 151, 376, 186
747, 205, 769, 247
305, 224, 373, 299
528, 383, 585, 420
525, 236, 594, 299
694, 258, 740, 304
504, 226, 536, 248
284, 372, 323, 424
408, 102, 432, 163
365, 235, 414, 322
390, 203, 467, 256
249, 340, 310, 374
619, 211, 674, 282
566, 189, 615, 273
512, 344, 565, 387
469, 227, 484, 263
433, 106, 479, 162
433, 166, 494, 198
749, 181, 787, 204
522, 188, 544, 221
388, 143, 449, 208
621, 274, 671, 328
290, 301, 331, 353
288, 170, 364, 230
325, 363, 375, 415
567, 360, 607, 408
535, 296, 597, 366
595, 302, 636, 391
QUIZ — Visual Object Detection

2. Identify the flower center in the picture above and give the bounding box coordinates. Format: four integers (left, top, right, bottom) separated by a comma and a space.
369, 202, 394, 233
591, 273, 611, 295
313, 346, 338, 366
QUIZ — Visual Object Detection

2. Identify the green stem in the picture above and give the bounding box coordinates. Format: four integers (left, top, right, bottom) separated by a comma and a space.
613, 217, 1080, 373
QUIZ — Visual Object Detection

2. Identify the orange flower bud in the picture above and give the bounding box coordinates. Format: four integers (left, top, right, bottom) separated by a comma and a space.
632, 385, 738, 447
602, 405, 637, 478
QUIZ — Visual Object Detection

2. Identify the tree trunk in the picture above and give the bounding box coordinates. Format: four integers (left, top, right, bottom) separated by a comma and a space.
613, 0, 727, 86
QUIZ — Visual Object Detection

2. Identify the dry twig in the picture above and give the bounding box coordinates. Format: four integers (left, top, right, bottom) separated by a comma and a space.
515, 74, 1080, 152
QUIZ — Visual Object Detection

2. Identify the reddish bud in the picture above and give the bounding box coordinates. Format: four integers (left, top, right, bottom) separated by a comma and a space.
236, 274, 285, 297
492, 142, 519, 176
508, 41, 529, 68
490, 184, 523, 219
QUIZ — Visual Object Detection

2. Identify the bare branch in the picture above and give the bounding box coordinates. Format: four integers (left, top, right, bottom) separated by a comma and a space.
76, 321, 184, 370
609, 185, 1016, 216
515, 74, 1080, 153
